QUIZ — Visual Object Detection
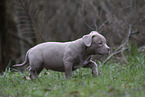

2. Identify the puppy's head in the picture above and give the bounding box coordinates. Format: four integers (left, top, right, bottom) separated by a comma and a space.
83, 31, 110, 55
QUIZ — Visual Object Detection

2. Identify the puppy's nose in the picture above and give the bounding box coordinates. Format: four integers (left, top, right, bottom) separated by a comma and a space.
107, 47, 110, 54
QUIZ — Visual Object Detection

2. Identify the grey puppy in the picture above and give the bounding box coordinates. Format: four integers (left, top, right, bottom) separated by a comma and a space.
13, 31, 110, 79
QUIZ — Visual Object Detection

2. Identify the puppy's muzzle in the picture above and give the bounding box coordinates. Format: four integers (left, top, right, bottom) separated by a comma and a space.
107, 47, 110, 54
105, 44, 110, 54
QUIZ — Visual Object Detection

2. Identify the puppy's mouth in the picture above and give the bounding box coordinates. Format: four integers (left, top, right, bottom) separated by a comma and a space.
96, 49, 110, 55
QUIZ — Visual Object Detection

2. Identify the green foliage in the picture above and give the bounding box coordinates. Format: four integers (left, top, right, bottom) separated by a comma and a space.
0, 49, 145, 97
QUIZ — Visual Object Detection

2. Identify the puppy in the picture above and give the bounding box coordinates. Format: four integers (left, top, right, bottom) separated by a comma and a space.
13, 31, 110, 79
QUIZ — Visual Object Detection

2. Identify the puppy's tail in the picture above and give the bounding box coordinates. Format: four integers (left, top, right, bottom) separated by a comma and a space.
13, 50, 29, 67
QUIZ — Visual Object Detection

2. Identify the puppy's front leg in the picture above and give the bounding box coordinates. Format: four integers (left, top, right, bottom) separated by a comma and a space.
64, 61, 73, 79
83, 61, 98, 77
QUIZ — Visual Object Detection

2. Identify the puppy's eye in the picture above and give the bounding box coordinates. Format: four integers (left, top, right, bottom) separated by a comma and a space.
98, 42, 103, 46
98, 43, 102, 45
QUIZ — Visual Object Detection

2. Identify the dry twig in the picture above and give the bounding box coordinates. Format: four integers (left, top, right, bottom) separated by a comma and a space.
103, 25, 133, 64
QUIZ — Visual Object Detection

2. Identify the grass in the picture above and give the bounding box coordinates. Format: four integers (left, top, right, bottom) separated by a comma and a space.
0, 48, 145, 97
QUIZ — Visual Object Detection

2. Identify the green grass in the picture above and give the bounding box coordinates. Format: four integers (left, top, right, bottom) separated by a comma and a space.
0, 49, 145, 97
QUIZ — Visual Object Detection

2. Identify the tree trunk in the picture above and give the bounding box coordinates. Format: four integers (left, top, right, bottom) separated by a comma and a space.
0, 0, 9, 74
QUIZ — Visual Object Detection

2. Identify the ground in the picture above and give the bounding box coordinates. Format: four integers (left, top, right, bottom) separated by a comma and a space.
0, 49, 145, 97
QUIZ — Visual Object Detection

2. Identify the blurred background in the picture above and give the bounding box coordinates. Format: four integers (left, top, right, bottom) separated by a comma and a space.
0, 0, 145, 73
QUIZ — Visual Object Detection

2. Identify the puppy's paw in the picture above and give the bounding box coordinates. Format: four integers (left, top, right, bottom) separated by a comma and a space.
92, 72, 98, 77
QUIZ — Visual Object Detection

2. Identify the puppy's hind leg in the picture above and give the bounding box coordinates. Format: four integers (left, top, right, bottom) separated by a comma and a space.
29, 69, 38, 80
29, 67, 43, 80
28, 60, 43, 80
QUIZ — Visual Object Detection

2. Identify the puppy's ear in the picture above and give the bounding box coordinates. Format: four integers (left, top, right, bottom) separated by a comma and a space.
83, 31, 99, 47
82, 34, 94, 47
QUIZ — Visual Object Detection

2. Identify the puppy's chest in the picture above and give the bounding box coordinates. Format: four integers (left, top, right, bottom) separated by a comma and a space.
73, 56, 92, 69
